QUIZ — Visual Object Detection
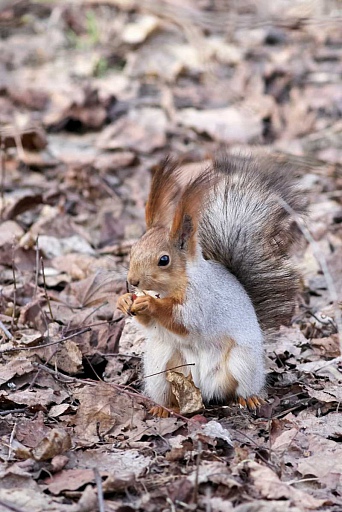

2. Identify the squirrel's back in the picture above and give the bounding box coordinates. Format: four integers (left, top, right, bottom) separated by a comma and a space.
199, 153, 307, 330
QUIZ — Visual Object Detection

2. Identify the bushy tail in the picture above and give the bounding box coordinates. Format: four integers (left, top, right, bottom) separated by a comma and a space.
199, 153, 307, 330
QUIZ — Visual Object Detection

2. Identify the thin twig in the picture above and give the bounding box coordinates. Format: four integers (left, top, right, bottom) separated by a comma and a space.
33, 362, 191, 423
287, 477, 319, 486
7, 420, 17, 461
0, 327, 92, 354
233, 429, 278, 472
145, 363, 195, 379
28, 347, 57, 391
40, 256, 54, 321
94, 468, 105, 512
82, 301, 108, 325
65, 316, 124, 331
0, 321, 13, 340
166, 498, 177, 512
0, 408, 26, 416
0, 499, 27, 512
34, 236, 40, 297
192, 440, 202, 505
0, 140, 5, 220
99, 352, 141, 359
14, 130, 25, 162
84, 355, 104, 382
11, 256, 17, 330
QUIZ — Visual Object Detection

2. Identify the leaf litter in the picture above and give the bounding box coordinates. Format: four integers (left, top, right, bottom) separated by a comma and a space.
0, 1, 341, 511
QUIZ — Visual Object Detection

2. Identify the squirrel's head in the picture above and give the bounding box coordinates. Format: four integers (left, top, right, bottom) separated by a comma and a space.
128, 215, 196, 298
127, 158, 212, 299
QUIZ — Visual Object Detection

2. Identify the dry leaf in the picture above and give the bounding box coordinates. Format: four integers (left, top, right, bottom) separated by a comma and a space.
97, 108, 167, 153
45, 469, 95, 495
74, 383, 145, 443
32, 428, 72, 461
176, 107, 262, 144
44, 340, 83, 375
166, 370, 204, 415
248, 461, 327, 509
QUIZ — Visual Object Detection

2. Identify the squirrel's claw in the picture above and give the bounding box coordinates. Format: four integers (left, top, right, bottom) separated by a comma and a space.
131, 295, 155, 316
237, 395, 265, 411
117, 293, 134, 316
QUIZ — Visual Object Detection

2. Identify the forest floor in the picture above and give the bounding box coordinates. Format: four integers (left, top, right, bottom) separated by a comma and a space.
0, 1, 341, 511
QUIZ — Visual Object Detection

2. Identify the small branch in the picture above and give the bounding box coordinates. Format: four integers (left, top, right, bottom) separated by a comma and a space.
192, 440, 202, 505
0, 140, 5, 220
7, 420, 17, 461
144, 363, 195, 379
94, 468, 105, 512
33, 362, 191, 423
0, 499, 27, 512
11, 257, 17, 330
0, 408, 26, 416
82, 301, 108, 325
287, 477, 319, 486
34, 236, 40, 297
40, 256, 54, 321
0, 321, 13, 340
0, 327, 92, 354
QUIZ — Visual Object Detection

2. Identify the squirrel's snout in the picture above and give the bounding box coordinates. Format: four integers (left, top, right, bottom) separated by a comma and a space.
129, 278, 140, 288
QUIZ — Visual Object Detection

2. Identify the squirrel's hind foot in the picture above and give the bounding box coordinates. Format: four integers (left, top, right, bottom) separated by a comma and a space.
237, 395, 266, 411
148, 405, 180, 418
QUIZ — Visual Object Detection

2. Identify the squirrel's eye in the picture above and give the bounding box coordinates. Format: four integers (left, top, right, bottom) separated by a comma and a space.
158, 255, 170, 267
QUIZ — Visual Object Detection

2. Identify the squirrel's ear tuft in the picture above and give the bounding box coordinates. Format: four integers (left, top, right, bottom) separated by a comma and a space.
145, 158, 181, 229
178, 214, 194, 250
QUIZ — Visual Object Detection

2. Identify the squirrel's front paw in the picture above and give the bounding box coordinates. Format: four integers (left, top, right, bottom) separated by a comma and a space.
130, 295, 156, 316
117, 293, 134, 316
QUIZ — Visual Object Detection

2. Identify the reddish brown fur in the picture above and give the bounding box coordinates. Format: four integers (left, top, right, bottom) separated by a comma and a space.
170, 169, 214, 258
131, 295, 189, 336
145, 158, 181, 229
212, 337, 238, 400
128, 226, 188, 300
125, 160, 214, 335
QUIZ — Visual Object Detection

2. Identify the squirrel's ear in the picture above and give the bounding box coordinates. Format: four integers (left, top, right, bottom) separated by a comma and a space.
171, 209, 197, 254
178, 214, 194, 250
170, 169, 213, 254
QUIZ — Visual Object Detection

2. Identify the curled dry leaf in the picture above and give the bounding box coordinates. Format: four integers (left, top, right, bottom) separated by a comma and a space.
16, 329, 43, 346
43, 340, 83, 375
73, 383, 145, 444
102, 472, 135, 493
0, 388, 69, 407
199, 420, 233, 446
51, 455, 69, 473
247, 461, 327, 510
166, 370, 204, 415
32, 428, 72, 462
0, 358, 35, 385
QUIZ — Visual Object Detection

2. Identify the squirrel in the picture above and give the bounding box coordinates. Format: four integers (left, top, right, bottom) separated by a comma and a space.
117, 153, 306, 415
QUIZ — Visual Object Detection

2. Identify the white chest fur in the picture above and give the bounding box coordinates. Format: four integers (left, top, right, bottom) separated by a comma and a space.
141, 255, 265, 404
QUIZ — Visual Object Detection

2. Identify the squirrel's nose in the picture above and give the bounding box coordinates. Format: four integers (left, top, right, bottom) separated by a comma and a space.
129, 278, 139, 288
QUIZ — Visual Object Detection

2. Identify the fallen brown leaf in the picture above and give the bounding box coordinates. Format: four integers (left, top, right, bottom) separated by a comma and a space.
166, 370, 204, 415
